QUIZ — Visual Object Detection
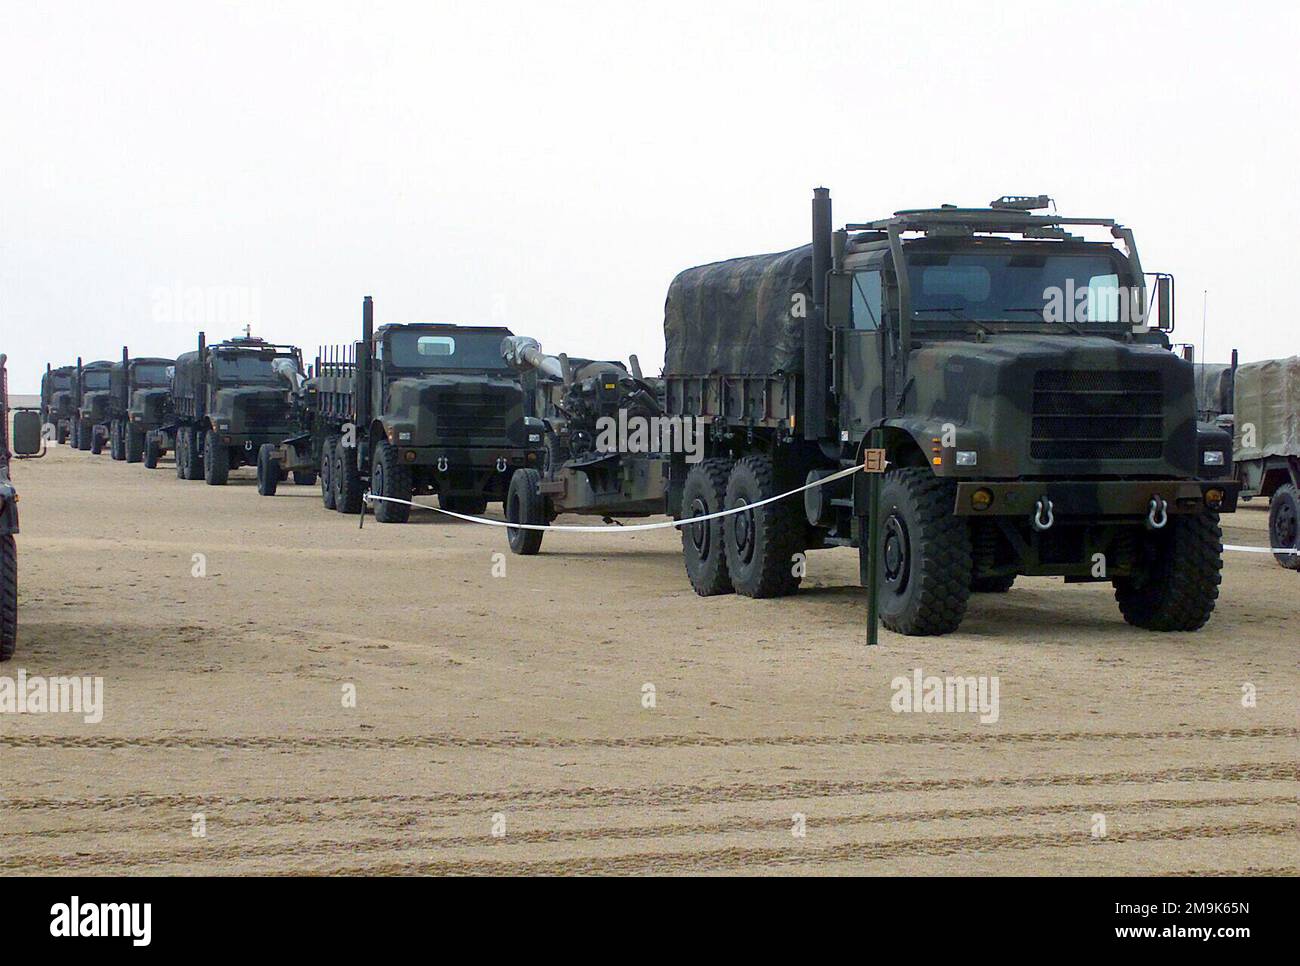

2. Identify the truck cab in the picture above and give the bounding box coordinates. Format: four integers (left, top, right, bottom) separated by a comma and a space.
41, 365, 77, 444
72, 359, 115, 453
107, 351, 174, 462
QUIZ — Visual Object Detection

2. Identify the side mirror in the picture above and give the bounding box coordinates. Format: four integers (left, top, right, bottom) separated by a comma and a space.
828, 272, 853, 327
1153, 274, 1175, 332
12, 410, 44, 456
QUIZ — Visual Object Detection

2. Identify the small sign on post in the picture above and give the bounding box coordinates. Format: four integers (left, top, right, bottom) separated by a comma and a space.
862, 448, 888, 474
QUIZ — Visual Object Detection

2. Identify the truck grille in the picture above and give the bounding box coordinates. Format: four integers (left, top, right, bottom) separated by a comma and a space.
240, 398, 289, 425
1031, 370, 1164, 461
433, 392, 511, 442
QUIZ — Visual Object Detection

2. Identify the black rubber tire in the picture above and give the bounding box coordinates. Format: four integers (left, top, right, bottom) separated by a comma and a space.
320, 436, 337, 510
293, 469, 317, 486
203, 430, 229, 485
372, 441, 413, 524
681, 458, 734, 596
505, 468, 545, 554
333, 443, 364, 514
874, 467, 972, 636
0, 533, 16, 662
1114, 512, 1223, 631
971, 574, 1016, 593
176, 427, 188, 478
722, 456, 805, 599
256, 444, 280, 496
125, 425, 144, 463
90, 426, 104, 455
1267, 484, 1300, 570
441, 494, 489, 516
109, 420, 124, 460
144, 436, 160, 469
77, 418, 92, 451
56, 424, 68, 445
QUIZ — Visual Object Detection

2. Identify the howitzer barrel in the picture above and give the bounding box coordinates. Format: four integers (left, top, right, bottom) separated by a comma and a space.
501, 336, 565, 381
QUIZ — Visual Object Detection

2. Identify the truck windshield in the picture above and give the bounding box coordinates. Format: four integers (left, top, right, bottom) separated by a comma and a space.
82, 371, 110, 390
907, 252, 1123, 325
51, 374, 73, 390
212, 352, 296, 385
132, 364, 172, 386
386, 330, 509, 371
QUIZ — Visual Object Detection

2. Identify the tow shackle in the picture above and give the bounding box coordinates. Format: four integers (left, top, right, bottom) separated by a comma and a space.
1032, 496, 1055, 532
1146, 494, 1169, 530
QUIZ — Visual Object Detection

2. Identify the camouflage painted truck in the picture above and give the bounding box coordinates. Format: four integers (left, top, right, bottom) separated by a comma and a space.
40, 364, 77, 444
1229, 355, 1300, 569
499, 335, 669, 554
660, 190, 1237, 635
315, 296, 544, 521
106, 348, 174, 463
71, 358, 115, 453
169, 333, 306, 485
2, 354, 46, 660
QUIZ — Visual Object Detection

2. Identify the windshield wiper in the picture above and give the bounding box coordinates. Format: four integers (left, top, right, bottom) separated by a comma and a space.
1001, 306, 1086, 336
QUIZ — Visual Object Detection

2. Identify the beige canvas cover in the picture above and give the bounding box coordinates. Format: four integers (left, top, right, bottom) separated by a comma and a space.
1232, 355, 1300, 461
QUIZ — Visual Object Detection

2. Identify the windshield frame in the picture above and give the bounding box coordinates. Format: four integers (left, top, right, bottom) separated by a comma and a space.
382, 327, 513, 374
210, 349, 301, 386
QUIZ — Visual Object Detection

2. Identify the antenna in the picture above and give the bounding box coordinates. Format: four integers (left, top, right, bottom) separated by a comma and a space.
1200, 290, 1208, 366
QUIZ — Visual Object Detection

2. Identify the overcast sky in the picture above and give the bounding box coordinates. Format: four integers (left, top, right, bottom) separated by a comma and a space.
3, 0, 1297, 392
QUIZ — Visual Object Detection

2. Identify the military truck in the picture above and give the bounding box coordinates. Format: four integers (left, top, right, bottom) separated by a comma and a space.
500, 335, 670, 553
1228, 354, 1300, 569
40, 364, 77, 444
71, 358, 115, 453
315, 297, 543, 521
170, 332, 305, 485
658, 190, 1236, 635
106, 348, 175, 462
2, 354, 46, 660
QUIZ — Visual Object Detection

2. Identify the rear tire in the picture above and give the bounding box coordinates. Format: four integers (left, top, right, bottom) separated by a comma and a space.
0, 534, 16, 661
1267, 484, 1300, 570
125, 425, 144, 463
333, 444, 364, 514
203, 430, 229, 485
372, 441, 413, 523
681, 458, 733, 596
971, 574, 1016, 593
723, 456, 805, 599
441, 494, 488, 516
320, 436, 337, 509
256, 444, 280, 496
1114, 512, 1223, 631
875, 468, 972, 636
505, 468, 545, 554
144, 436, 161, 469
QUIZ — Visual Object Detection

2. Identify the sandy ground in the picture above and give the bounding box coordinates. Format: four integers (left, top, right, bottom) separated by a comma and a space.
1, 445, 1295, 876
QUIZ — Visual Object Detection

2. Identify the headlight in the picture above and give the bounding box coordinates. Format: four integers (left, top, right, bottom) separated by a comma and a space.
528, 433, 541, 443
1202, 451, 1226, 466
955, 450, 978, 467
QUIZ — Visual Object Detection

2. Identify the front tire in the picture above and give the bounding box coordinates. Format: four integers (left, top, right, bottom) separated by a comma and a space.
681, 458, 733, 596
1268, 484, 1300, 570
505, 468, 545, 554
372, 441, 413, 523
256, 444, 280, 496
874, 467, 971, 636
1114, 512, 1223, 631
77, 418, 92, 451
0, 534, 16, 661
333, 443, 364, 514
144, 436, 161, 469
125, 425, 144, 463
722, 456, 804, 599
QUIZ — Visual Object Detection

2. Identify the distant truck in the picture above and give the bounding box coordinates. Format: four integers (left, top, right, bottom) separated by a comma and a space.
1229, 355, 1300, 569
500, 335, 668, 554
40, 364, 77, 444
2, 353, 46, 660
314, 297, 544, 521
106, 349, 174, 462
658, 190, 1236, 635
253, 361, 322, 496
168, 333, 305, 485
71, 358, 115, 453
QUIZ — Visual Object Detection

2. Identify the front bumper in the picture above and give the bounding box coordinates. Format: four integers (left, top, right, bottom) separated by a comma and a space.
397, 445, 540, 470
953, 479, 1239, 518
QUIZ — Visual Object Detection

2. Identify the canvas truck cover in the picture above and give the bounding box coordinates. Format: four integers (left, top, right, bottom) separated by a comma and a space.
663, 245, 812, 375
1233, 356, 1300, 461
1193, 362, 1233, 418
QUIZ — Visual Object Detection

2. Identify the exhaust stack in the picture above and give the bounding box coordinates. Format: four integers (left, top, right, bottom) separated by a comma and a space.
805, 187, 832, 440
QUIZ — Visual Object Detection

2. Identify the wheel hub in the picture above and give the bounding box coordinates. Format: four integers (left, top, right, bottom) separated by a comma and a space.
688, 497, 710, 554
731, 500, 754, 565
882, 512, 911, 592
1277, 501, 1298, 547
